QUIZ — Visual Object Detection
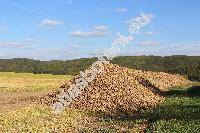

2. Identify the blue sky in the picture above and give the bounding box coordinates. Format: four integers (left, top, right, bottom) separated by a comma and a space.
0, 0, 199, 60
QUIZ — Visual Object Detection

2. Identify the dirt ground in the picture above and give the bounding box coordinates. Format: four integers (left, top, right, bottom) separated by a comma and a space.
0, 90, 51, 114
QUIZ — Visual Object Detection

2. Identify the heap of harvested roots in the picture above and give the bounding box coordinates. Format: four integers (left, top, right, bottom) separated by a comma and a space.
44, 63, 190, 115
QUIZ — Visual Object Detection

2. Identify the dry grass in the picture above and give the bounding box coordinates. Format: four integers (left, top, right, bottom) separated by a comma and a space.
0, 72, 198, 132
0, 72, 72, 93
0, 105, 86, 132
0, 105, 148, 132
0, 72, 147, 132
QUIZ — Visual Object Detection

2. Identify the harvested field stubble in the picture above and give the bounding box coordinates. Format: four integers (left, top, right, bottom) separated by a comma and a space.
44, 63, 191, 115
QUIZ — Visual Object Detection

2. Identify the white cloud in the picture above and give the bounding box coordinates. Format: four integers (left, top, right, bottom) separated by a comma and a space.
35, 48, 69, 54
39, 19, 63, 28
34, 48, 70, 56
0, 38, 39, 49
69, 25, 109, 37
32, 48, 83, 60
146, 13, 155, 19
125, 18, 134, 24
69, 30, 107, 37
67, 0, 73, 5
115, 8, 128, 13
140, 41, 160, 46
22, 38, 40, 43
69, 45, 81, 48
0, 41, 28, 48
143, 31, 154, 35
125, 13, 155, 24
0, 26, 7, 32
192, 44, 200, 48
156, 44, 200, 56
0, 52, 7, 58
93, 25, 108, 31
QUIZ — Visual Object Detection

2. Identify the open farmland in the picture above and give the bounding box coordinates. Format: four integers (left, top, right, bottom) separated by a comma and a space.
0, 72, 72, 114
0, 72, 72, 93
0, 71, 199, 132
1, 0, 199, 132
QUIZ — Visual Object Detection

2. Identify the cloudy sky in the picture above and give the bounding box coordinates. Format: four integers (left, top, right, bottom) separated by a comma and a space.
0, 0, 200, 60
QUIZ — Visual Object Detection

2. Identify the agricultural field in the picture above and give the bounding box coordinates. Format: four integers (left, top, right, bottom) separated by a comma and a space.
0, 72, 199, 132
0, 72, 72, 93
0, 72, 72, 114
143, 82, 200, 132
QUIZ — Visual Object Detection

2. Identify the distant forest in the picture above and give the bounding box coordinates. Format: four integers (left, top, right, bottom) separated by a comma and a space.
0, 55, 199, 81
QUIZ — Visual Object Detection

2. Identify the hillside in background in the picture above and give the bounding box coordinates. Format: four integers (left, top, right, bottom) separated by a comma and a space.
0, 55, 199, 81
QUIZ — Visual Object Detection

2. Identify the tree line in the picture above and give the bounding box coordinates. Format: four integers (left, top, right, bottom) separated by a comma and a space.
0, 55, 199, 81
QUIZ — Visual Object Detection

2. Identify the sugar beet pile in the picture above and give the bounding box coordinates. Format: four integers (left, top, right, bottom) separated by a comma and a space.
44, 63, 191, 115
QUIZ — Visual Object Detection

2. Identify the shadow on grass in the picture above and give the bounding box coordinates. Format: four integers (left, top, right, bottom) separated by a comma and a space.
137, 77, 200, 97
137, 76, 200, 97
94, 84, 200, 132
163, 86, 200, 97
96, 104, 200, 122
141, 104, 200, 122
